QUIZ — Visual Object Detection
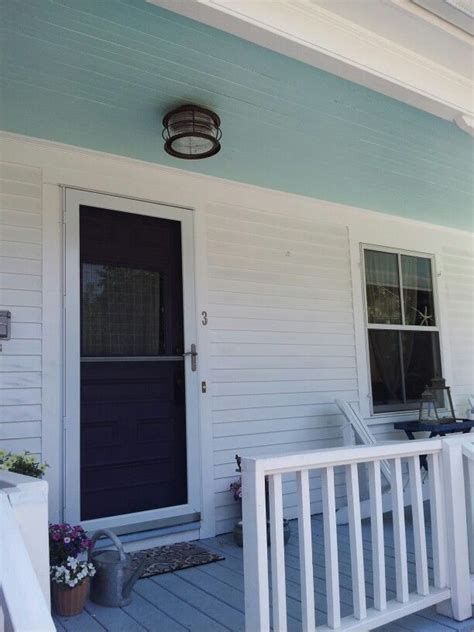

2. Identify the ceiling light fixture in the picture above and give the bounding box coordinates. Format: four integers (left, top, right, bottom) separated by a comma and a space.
162, 104, 222, 159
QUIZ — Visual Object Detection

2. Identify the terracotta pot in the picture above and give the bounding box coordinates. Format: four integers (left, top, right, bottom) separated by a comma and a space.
51, 577, 89, 617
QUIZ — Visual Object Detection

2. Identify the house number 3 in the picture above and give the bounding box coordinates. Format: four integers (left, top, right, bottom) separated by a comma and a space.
201, 311, 208, 326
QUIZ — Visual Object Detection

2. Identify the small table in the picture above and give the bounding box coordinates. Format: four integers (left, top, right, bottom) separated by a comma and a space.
393, 419, 474, 470
394, 419, 474, 440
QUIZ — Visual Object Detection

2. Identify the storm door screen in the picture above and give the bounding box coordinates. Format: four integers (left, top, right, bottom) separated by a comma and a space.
80, 206, 187, 520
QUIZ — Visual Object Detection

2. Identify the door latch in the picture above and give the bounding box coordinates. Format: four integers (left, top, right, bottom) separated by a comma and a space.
182, 344, 198, 371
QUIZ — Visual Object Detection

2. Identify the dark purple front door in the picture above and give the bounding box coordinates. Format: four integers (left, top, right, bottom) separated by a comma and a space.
80, 206, 187, 521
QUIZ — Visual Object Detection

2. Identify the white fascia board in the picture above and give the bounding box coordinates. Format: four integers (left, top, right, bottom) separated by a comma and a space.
149, 0, 474, 129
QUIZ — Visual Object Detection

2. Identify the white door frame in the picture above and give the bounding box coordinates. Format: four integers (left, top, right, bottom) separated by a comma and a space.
63, 188, 201, 532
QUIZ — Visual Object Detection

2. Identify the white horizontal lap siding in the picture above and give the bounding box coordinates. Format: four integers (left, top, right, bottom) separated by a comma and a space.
0, 163, 42, 454
207, 202, 356, 533
442, 244, 474, 417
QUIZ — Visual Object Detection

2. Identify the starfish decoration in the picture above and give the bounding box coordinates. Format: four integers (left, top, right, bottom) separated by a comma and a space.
413, 305, 433, 326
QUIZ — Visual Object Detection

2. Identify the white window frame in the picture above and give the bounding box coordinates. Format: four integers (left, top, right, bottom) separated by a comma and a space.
361, 244, 443, 416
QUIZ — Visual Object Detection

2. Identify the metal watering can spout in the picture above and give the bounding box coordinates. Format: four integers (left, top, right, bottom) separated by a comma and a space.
123, 556, 149, 598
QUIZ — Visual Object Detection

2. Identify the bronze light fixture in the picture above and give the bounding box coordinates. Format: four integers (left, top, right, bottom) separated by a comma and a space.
162, 104, 222, 159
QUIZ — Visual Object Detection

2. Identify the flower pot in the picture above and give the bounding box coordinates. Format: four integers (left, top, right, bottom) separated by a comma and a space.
233, 519, 291, 547
51, 577, 89, 617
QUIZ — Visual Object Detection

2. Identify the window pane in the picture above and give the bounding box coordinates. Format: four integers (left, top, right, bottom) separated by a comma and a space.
81, 263, 164, 357
402, 331, 441, 404
369, 329, 442, 413
401, 255, 436, 326
365, 250, 402, 324
368, 330, 403, 411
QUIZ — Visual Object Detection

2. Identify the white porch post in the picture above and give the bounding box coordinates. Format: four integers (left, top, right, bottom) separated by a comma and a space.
0, 471, 50, 605
438, 436, 472, 621
0, 471, 54, 632
462, 442, 474, 574
242, 457, 270, 632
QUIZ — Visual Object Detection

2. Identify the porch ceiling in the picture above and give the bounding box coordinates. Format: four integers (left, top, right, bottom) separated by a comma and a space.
1, 0, 473, 231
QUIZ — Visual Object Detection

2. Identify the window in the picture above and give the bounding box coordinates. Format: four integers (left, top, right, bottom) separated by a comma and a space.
364, 248, 441, 413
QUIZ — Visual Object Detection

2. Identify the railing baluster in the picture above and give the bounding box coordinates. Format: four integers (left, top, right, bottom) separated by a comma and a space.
368, 460, 386, 611
296, 469, 316, 632
269, 473, 287, 632
408, 457, 429, 596
242, 461, 270, 632
391, 458, 409, 603
427, 452, 448, 588
346, 463, 367, 620
321, 466, 341, 629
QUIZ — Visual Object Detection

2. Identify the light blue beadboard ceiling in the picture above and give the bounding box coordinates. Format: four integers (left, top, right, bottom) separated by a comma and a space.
1, 0, 473, 231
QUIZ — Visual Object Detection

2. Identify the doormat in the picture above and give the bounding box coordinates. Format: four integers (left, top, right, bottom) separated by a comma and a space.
130, 542, 225, 579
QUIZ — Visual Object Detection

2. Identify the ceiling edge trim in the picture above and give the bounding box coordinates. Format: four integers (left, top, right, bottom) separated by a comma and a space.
147, 0, 474, 129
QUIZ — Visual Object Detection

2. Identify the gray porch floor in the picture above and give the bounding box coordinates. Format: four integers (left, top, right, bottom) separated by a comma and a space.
54, 512, 473, 632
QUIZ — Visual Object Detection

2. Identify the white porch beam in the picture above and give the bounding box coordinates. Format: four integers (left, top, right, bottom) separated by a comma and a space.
149, 0, 474, 131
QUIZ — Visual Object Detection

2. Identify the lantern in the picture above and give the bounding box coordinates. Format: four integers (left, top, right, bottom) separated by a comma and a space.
429, 377, 456, 421
162, 105, 222, 160
418, 386, 439, 423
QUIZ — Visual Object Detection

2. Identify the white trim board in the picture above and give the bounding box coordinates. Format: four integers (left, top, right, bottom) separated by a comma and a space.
2, 131, 473, 239
148, 0, 474, 130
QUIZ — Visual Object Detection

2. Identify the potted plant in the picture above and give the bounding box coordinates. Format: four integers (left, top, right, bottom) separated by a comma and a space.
0, 450, 48, 478
50, 557, 96, 616
49, 523, 95, 616
230, 459, 291, 547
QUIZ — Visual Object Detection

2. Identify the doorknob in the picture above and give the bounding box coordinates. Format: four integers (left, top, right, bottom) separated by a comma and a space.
182, 344, 198, 371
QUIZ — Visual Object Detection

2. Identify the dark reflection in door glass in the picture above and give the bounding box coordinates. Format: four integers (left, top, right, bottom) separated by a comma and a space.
81, 263, 164, 356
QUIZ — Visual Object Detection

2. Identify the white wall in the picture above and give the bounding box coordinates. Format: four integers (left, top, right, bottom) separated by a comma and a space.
0, 132, 473, 536
0, 162, 43, 456
207, 202, 356, 532
442, 244, 474, 417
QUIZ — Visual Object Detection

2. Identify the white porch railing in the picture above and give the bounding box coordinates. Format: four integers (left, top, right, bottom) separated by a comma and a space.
242, 435, 473, 631
0, 472, 55, 632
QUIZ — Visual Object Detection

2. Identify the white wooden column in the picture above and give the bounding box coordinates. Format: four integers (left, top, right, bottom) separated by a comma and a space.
242, 458, 270, 632
462, 443, 474, 574
440, 437, 472, 621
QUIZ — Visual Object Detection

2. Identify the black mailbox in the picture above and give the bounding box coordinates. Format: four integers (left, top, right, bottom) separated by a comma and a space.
0, 311, 11, 339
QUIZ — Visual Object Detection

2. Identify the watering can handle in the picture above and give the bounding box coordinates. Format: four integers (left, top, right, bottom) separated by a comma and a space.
88, 528, 127, 563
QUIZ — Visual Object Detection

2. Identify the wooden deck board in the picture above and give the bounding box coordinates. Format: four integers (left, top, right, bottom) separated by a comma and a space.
53, 512, 473, 631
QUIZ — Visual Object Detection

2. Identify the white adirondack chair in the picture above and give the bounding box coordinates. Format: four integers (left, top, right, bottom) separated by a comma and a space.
335, 399, 429, 524
468, 396, 474, 420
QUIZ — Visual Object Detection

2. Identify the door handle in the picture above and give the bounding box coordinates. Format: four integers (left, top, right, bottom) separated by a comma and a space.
182, 344, 198, 371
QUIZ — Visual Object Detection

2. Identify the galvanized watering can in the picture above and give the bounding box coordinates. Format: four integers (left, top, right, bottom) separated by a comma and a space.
88, 529, 148, 607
